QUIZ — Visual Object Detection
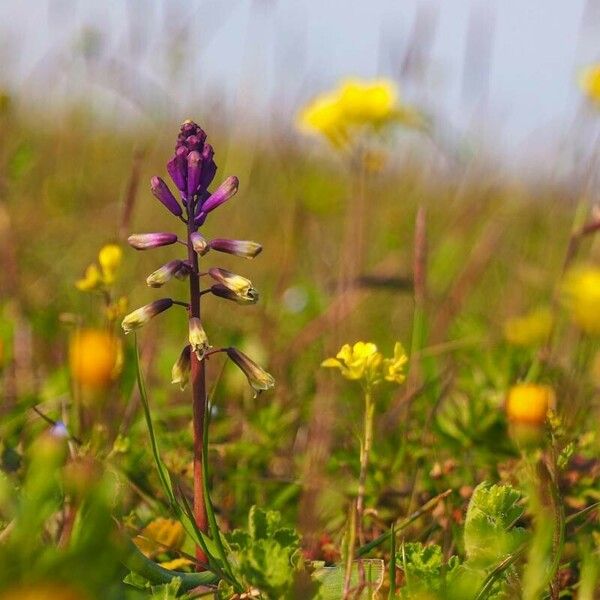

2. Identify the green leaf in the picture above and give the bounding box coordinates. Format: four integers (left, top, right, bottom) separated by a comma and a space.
314, 559, 384, 600
463, 482, 527, 566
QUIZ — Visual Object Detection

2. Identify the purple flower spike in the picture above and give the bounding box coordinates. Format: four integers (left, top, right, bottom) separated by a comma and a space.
186, 151, 202, 200
194, 176, 239, 225
128, 232, 178, 250
167, 146, 188, 194
151, 176, 182, 217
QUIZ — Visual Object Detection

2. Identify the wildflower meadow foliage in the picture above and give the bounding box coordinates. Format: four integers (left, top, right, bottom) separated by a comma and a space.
1, 50, 600, 600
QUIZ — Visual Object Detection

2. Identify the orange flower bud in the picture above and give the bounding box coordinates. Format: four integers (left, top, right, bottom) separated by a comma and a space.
69, 329, 122, 389
506, 383, 555, 426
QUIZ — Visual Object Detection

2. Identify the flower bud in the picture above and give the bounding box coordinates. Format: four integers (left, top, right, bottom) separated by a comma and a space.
190, 232, 209, 255
189, 317, 210, 360
208, 268, 258, 303
146, 260, 185, 288
174, 260, 192, 280
209, 238, 262, 259
506, 383, 555, 426
121, 298, 173, 334
210, 284, 259, 305
195, 176, 239, 225
171, 345, 191, 390
51, 421, 70, 439
167, 146, 188, 193
70, 329, 122, 388
226, 347, 275, 394
128, 232, 178, 250
186, 150, 202, 200
151, 176, 183, 217
199, 144, 216, 190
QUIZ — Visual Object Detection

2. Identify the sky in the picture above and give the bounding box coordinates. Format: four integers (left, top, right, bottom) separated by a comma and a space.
1, 0, 599, 166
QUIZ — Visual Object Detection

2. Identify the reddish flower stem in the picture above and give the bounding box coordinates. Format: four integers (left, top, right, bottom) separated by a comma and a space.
188, 204, 208, 569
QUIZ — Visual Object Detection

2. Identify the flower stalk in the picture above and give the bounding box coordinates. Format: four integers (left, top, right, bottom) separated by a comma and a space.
123, 120, 274, 571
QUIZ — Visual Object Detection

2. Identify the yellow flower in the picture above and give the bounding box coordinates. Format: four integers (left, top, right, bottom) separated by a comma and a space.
561, 265, 600, 335
69, 329, 122, 389
160, 557, 194, 570
75, 264, 102, 291
383, 342, 408, 384
98, 244, 122, 285
297, 78, 421, 147
503, 307, 553, 347
338, 79, 398, 125
506, 383, 555, 426
322, 341, 382, 383
297, 91, 348, 147
134, 517, 186, 558
579, 64, 600, 103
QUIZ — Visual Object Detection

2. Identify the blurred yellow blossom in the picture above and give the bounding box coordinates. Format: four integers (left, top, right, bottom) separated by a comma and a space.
503, 307, 553, 346
579, 64, 600, 103
297, 78, 421, 148
561, 265, 600, 335
506, 383, 555, 426
75, 264, 102, 291
98, 244, 122, 284
160, 557, 194, 571
383, 342, 408, 384
297, 91, 349, 147
75, 244, 123, 291
134, 517, 186, 559
70, 329, 122, 389
322, 341, 407, 387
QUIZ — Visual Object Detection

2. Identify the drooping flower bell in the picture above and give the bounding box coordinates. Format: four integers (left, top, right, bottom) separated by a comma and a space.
122, 299, 173, 334
226, 347, 275, 395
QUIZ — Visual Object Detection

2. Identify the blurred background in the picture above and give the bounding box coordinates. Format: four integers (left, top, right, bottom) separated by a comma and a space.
3, 0, 600, 169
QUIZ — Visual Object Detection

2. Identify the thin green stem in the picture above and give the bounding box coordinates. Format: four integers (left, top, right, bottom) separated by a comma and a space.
356, 387, 375, 548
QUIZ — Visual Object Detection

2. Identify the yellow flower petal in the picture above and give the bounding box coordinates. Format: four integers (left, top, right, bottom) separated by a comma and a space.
506, 383, 555, 426
98, 244, 122, 284
561, 265, 600, 335
579, 64, 600, 103
159, 557, 194, 571
133, 517, 186, 558
75, 264, 102, 291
